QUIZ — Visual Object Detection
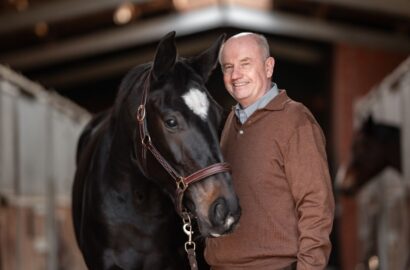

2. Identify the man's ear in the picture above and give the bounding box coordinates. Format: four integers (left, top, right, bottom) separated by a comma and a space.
265, 57, 275, 78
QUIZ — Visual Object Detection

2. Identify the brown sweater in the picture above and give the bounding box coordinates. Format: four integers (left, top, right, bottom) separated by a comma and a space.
205, 91, 334, 270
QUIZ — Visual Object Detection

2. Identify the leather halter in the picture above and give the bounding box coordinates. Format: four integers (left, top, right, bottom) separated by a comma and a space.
135, 74, 231, 216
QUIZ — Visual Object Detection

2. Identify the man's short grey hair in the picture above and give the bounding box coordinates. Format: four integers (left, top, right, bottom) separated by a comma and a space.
218, 32, 270, 64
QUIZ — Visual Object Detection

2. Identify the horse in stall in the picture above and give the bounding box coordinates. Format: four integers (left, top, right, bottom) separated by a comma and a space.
72, 32, 241, 270
335, 116, 401, 195
335, 116, 410, 269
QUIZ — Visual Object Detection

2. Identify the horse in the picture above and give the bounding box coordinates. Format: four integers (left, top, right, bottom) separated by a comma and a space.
335, 116, 401, 195
335, 116, 410, 269
71, 31, 241, 270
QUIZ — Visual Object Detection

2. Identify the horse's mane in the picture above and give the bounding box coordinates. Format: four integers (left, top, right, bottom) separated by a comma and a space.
110, 63, 152, 124
116, 64, 151, 110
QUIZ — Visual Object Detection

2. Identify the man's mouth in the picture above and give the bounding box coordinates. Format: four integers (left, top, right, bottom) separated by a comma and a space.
233, 81, 247, 87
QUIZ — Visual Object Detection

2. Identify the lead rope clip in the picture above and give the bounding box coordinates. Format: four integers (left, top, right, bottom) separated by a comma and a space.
182, 212, 198, 270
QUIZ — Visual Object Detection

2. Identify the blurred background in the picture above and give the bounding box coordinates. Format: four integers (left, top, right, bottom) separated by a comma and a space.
0, 0, 409, 269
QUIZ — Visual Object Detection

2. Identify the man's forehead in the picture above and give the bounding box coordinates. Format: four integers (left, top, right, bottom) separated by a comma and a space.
221, 44, 260, 64
223, 37, 259, 55
222, 56, 252, 65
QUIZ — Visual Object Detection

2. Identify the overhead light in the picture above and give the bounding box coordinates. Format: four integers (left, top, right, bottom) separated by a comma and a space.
34, 21, 48, 37
173, 0, 271, 11
368, 256, 379, 270
223, 0, 272, 10
173, 0, 217, 11
15, 0, 29, 11
113, 2, 137, 25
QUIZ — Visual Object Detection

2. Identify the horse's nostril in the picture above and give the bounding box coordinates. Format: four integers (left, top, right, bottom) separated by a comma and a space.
210, 198, 228, 226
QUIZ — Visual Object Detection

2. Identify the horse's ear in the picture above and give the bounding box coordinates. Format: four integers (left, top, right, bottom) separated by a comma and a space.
151, 31, 177, 81
190, 34, 226, 82
363, 115, 375, 134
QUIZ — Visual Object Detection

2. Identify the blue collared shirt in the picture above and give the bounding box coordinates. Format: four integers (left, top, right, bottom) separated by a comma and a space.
234, 83, 279, 124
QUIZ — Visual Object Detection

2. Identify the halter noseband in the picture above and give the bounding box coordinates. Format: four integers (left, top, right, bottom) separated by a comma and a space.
135, 74, 231, 216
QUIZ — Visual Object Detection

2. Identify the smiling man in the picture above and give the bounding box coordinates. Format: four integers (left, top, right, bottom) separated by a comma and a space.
205, 32, 335, 270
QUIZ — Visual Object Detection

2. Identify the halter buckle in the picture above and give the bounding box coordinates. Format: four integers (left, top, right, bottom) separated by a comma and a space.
141, 135, 151, 147
137, 105, 146, 122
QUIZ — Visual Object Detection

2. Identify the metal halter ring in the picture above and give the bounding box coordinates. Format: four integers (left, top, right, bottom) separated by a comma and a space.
136, 104, 146, 122
141, 135, 151, 147
181, 211, 191, 225
185, 241, 196, 252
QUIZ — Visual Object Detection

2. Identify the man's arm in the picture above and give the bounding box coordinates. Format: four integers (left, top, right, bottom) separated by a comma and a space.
285, 119, 335, 270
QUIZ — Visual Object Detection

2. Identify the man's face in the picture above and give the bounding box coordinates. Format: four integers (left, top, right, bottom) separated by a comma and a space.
220, 35, 274, 108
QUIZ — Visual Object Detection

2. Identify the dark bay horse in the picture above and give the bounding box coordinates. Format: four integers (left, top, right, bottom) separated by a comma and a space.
335, 116, 401, 195
72, 32, 241, 270
336, 117, 410, 269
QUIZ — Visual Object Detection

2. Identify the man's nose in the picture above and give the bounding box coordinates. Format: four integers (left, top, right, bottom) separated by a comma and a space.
231, 67, 242, 80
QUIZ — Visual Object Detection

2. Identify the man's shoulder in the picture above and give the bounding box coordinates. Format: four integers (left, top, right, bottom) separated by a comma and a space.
281, 98, 319, 128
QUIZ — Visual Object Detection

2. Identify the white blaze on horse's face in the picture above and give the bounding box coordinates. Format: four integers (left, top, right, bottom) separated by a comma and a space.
182, 88, 209, 120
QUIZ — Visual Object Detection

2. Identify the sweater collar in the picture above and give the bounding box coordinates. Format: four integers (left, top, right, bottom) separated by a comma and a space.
263, 90, 291, 111
234, 83, 279, 124
231, 90, 290, 113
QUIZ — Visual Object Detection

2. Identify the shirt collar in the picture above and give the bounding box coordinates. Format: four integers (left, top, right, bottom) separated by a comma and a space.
234, 83, 278, 124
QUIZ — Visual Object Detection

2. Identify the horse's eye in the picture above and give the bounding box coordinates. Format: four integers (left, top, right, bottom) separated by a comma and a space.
164, 118, 178, 129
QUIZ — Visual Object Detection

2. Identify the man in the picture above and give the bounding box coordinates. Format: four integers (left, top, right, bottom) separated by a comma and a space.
205, 32, 335, 270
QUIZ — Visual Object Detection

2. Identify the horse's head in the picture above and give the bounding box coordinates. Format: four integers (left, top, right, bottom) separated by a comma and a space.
335, 116, 401, 196
129, 32, 240, 237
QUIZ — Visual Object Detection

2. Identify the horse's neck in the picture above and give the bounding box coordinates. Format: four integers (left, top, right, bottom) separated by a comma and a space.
107, 111, 135, 170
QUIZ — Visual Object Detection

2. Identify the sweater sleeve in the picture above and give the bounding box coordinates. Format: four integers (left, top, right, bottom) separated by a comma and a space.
284, 119, 335, 270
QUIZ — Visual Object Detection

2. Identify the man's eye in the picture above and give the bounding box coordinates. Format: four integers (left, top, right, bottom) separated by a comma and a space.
164, 118, 178, 128
224, 66, 233, 72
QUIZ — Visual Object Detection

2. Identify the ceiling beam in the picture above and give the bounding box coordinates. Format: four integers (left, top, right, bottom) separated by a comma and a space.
37, 35, 323, 88
306, 0, 410, 18
37, 35, 219, 88
0, 0, 151, 35
1, 5, 409, 70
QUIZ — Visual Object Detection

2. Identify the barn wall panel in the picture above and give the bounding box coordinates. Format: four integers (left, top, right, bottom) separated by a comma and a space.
0, 81, 18, 197
17, 96, 49, 197
0, 65, 90, 270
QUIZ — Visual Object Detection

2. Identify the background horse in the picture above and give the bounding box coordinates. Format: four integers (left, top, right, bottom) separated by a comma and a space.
336, 116, 410, 269
72, 32, 241, 270
335, 116, 401, 195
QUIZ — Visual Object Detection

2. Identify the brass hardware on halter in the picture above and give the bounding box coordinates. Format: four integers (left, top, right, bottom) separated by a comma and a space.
181, 211, 191, 225
141, 135, 151, 147
136, 104, 146, 122
176, 177, 188, 191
